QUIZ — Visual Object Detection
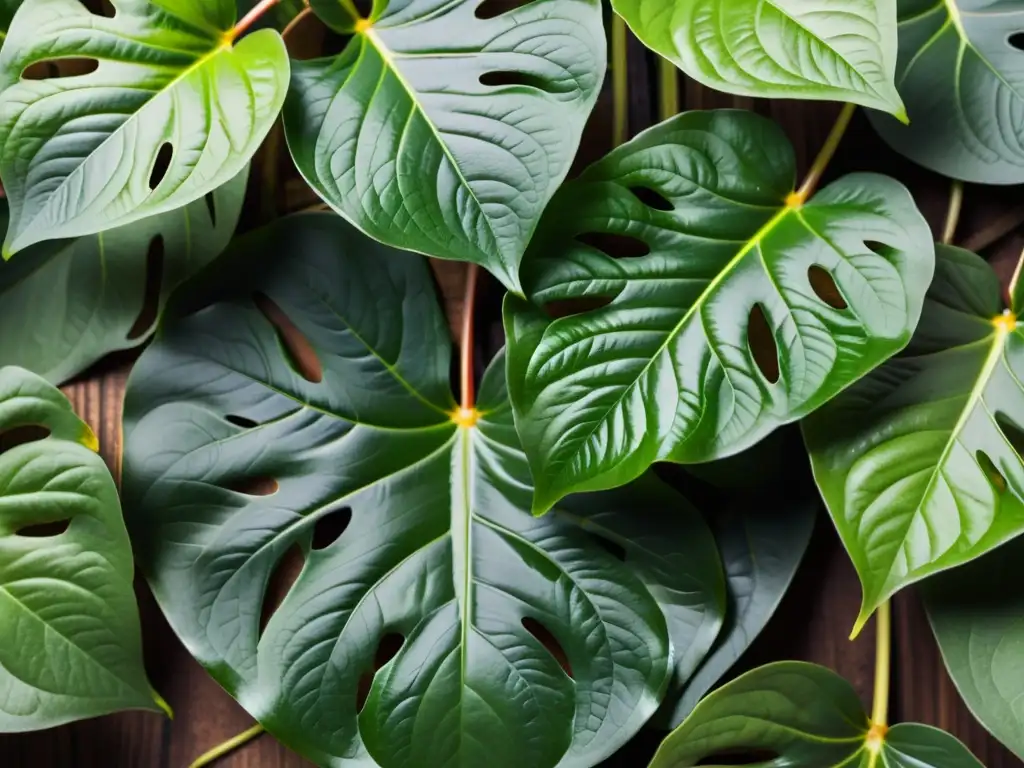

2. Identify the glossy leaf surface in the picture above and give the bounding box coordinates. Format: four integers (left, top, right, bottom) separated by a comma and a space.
0, 366, 157, 731
612, 0, 904, 115
121, 214, 725, 767
0, 171, 246, 384
870, 0, 1024, 184
649, 662, 983, 767
505, 110, 935, 514
805, 246, 1024, 633
0, 0, 287, 256
284, 0, 606, 292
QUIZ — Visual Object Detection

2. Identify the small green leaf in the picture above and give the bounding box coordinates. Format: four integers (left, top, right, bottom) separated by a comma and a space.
804, 245, 1024, 633
612, 0, 905, 116
504, 109, 935, 514
0, 366, 157, 731
0, 0, 288, 256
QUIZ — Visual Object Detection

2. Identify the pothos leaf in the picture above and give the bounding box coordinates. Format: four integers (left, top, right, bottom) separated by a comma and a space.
0, 0, 288, 256
121, 214, 726, 768
283, 0, 606, 293
611, 0, 905, 116
804, 246, 1024, 633
504, 109, 935, 515
0, 366, 158, 731
0, 169, 247, 384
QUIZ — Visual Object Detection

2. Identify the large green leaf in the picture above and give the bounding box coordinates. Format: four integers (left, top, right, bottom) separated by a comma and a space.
121, 213, 725, 767
649, 662, 983, 768
0, 0, 288, 257
504, 109, 935, 514
804, 245, 1024, 633
283, 0, 606, 293
611, 0, 904, 116
869, 0, 1024, 184
0, 366, 158, 731
0, 170, 246, 384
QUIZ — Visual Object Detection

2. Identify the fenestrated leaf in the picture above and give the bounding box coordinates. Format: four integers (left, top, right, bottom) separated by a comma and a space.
649, 661, 983, 768
0, 0, 288, 256
612, 0, 904, 116
504, 109, 935, 515
869, 0, 1024, 184
283, 0, 606, 293
121, 213, 726, 767
0, 366, 158, 731
0, 169, 246, 384
804, 245, 1024, 634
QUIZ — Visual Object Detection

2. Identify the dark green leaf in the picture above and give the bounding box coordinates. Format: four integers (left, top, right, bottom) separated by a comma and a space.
0, 0, 20, 34
504, 110, 935, 514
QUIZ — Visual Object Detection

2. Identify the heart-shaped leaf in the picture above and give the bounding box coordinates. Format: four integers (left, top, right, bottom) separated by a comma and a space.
0, 366, 158, 731
0, 0, 288, 256
121, 213, 725, 767
611, 0, 904, 116
504, 109, 935, 514
0, 170, 246, 384
804, 245, 1024, 633
649, 661, 983, 768
869, 0, 1024, 184
283, 0, 606, 293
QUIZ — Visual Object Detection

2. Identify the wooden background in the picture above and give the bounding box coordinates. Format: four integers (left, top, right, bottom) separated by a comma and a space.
3, 20, 1024, 768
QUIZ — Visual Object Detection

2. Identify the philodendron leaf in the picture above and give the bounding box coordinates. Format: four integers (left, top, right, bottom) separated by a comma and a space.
283, 0, 606, 293
870, 0, 1024, 184
0, 170, 246, 384
504, 109, 935, 514
804, 245, 1024, 634
611, 0, 904, 116
0, 0, 288, 256
121, 213, 726, 767
0, 366, 158, 731
649, 662, 983, 768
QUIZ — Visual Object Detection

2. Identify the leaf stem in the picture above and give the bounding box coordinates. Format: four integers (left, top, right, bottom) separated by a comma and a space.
658, 58, 678, 122
188, 724, 266, 768
460, 264, 479, 412
612, 15, 628, 147
794, 103, 856, 203
282, 5, 314, 38
870, 601, 891, 727
230, 0, 280, 41
941, 180, 964, 245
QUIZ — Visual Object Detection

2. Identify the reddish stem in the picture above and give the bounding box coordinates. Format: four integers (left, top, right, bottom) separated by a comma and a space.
460, 264, 479, 412
230, 0, 281, 41
282, 5, 314, 39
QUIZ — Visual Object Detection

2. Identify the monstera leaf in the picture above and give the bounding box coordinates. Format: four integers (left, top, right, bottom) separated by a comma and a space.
283, 0, 606, 292
870, 0, 1024, 184
804, 245, 1024, 633
649, 662, 983, 768
0, 0, 288, 256
121, 214, 726, 767
504, 109, 935, 514
0, 170, 246, 384
611, 0, 904, 115
0, 366, 158, 731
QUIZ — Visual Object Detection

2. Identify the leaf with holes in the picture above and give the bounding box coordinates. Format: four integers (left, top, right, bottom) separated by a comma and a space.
121, 213, 726, 768
804, 245, 1024, 633
282, 0, 606, 293
504, 109, 935, 514
0, 366, 158, 731
0, 0, 287, 257
0, 169, 246, 384
649, 661, 983, 768
612, 0, 904, 115
869, 0, 1024, 184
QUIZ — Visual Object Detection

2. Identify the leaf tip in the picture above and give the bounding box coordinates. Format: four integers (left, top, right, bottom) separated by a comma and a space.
81, 425, 100, 452
151, 687, 174, 720
893, 106, 910, 126
850, 609, 872, 640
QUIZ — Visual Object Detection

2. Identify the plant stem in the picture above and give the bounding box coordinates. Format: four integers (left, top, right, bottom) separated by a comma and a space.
189, 724, 266, 768
870, 601, 891, 727
230, 0, 280, 41
282, 5, 314, 38
460, 264, 479, 412
659, 58, 678, 122
794, 102, 857, 203
941, 180, 964, 245
612, 15, 628, 147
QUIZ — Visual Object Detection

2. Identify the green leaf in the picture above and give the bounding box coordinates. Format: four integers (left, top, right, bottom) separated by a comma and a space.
0, 170, 246, 384
0, 0, 21, 34
611, 0, 905, 116
504, 109, 935, 514
0, 366, 157, 731
804, 245, 1024, 634
121, 213, 726, 767
649, 661, 983, 768
0, 0, 288, 256
283, 0, 606, 293
869, 0, 1024, 184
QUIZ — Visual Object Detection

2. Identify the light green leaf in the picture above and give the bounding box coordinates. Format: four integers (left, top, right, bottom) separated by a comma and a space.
0, 0, 288, 256
504, 110, 935, 514
283, 0, 606, 292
